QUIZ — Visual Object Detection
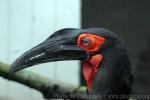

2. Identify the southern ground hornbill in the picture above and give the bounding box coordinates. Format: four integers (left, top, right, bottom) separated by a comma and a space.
10, 28, 133, 100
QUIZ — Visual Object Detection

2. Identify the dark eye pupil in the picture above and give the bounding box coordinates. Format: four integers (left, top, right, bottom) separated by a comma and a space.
82, 38, 90, 46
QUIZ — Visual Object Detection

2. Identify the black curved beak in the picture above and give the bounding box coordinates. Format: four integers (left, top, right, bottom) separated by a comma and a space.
10, 30, 87, 72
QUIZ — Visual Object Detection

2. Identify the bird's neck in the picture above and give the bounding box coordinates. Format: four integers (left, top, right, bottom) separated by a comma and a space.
82, 54, 103, 93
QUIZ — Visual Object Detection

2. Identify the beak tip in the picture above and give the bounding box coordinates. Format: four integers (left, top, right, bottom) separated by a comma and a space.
9, 66, 17, 73
9, 62, 20, 73
9, 69, 15, 74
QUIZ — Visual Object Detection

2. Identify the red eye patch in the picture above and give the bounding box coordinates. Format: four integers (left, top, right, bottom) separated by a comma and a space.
77, 33, 106, 53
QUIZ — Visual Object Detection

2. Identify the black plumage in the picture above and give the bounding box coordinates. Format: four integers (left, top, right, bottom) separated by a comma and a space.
10, 28, 133, 100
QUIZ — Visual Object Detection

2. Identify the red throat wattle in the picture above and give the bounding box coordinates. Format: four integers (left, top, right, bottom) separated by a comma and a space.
77, 33, 106, 93
82, 54, 103, 93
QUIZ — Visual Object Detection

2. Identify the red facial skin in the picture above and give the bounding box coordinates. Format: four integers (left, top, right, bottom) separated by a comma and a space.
77, 33, 106, 93
77, 33, 106, 53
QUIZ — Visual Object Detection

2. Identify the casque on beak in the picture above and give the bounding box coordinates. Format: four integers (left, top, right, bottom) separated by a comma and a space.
10, 29, 88, 72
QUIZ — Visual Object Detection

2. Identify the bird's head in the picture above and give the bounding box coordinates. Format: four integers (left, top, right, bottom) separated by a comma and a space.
10, 28, 121, 92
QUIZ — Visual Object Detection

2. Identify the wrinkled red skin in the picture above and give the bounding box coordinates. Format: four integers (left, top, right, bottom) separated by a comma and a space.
82, 54, 103, 92
77, 33, 106, 93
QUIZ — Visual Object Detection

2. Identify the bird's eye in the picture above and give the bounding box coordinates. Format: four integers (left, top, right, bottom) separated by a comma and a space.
81, 38, 91, 46
77, 33, 106, 53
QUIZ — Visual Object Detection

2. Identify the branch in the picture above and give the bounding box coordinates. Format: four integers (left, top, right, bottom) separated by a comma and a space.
0, 61, 86, 99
